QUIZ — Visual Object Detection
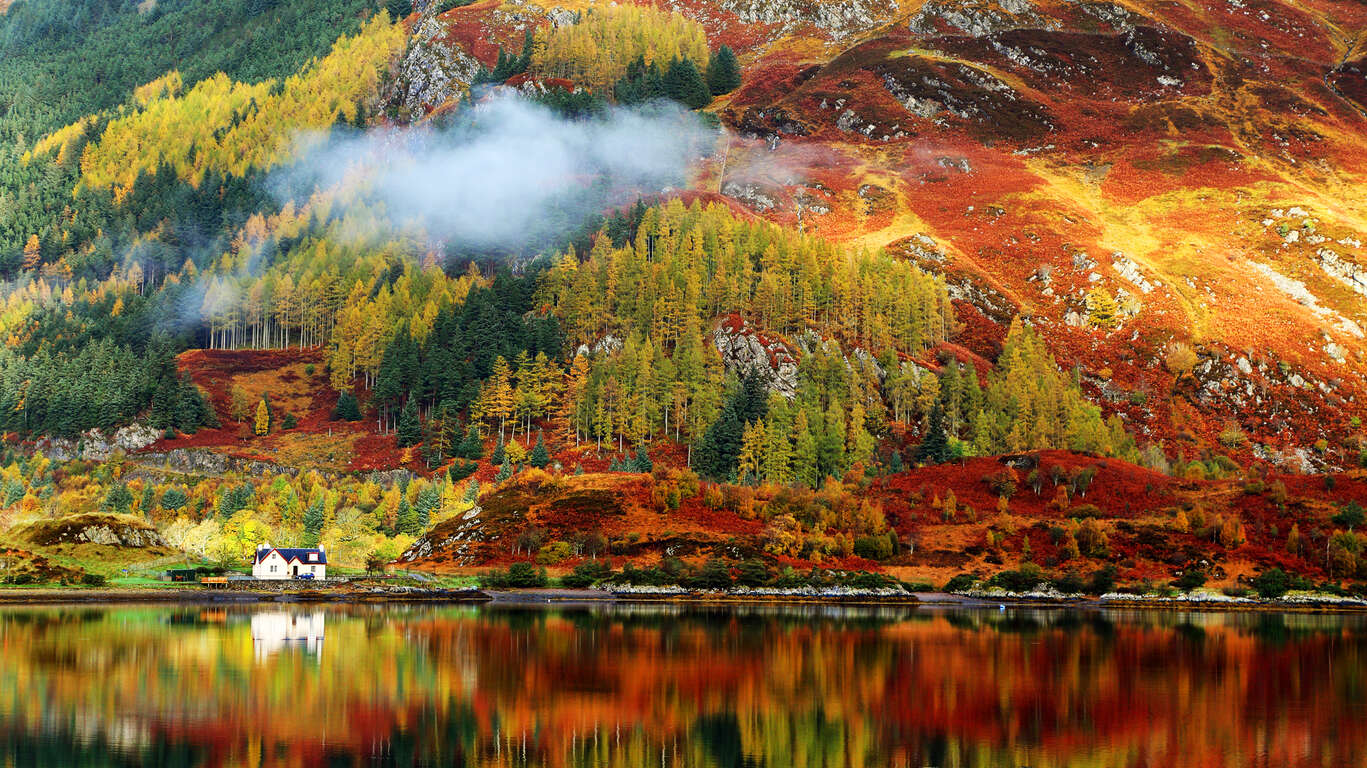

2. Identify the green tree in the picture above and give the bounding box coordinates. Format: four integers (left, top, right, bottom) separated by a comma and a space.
396, 398, 422, 448
706, 45, 741, 95
334, 391, 362, 421
396, 498, 420, 536
529, 431, 550, 468
914, 405, 951, 465
103, 483, 134, 514
414, 483, 439, 531
303, 497, 325, 541
663, 57, 711, 109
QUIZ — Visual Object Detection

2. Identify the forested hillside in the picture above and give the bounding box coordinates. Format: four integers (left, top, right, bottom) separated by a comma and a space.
0, 0, 1364, 594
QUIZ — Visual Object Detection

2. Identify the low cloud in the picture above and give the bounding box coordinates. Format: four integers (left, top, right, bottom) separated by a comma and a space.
273, 95, 716, 253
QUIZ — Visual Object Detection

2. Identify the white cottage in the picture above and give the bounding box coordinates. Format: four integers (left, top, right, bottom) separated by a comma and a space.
252, 545, 327, 580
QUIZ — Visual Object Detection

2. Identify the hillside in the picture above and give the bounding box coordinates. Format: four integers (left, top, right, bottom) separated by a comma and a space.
0, 0, 1365, 593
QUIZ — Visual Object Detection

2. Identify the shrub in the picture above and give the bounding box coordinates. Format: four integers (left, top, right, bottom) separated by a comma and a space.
1248, 568, 1307, 599
1085, 565, 1117, 596
1221, 585, 1251, 598
1172, 569, 1207, 592
983, 470, 1017, 499
1069, 504, 1102, 519
487, 562, 549, 588
80, 573, 107, 587
990, 565, 1044, 593
1051, 571, 1085, 595
853, 534, 894, 561
560, 560, 612, 588
1333, 502, 1366, 530
693, 558, 733, 591
943, 573, 977, 592
448, 461, 478, 482
847, 572, 896, 590
535, 541, 573, 565
736, 558, 771, 587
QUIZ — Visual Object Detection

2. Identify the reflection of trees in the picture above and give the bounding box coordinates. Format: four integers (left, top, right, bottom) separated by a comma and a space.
0, 606, 1361, 767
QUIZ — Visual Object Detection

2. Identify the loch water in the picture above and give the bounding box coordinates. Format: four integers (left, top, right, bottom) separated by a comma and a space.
0, 603, 1363, 767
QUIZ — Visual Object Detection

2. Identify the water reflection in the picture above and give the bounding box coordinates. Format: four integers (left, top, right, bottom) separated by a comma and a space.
0, 603, 1361, 766
250, 611, 325, 660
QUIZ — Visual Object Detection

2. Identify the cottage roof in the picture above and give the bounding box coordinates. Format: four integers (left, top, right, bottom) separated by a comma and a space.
254, 547, 327, 566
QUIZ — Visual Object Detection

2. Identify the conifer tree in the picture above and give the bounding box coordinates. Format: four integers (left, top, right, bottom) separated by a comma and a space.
915, 405, 951, 465
396, 497, 419, 536
303, 497, 325, 540
495, 457, 513, 484
414, 484, 439, 531
529, 431, 550, 468
491, 437, 506, 466
396, 398, 421, 448
460, 425, 484, 460
706, 45, 741, 95
663, 57, 711, 109
334, 391, 362, 421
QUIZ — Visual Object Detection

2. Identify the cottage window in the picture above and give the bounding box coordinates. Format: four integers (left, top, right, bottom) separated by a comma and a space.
270, 565, 277, 573
309, 553, 318, 562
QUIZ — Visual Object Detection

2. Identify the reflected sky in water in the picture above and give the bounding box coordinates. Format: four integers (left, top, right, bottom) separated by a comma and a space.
0, 603, 1363, 767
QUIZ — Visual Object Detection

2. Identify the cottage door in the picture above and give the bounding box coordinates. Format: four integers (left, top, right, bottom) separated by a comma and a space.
292, 565, 298, 577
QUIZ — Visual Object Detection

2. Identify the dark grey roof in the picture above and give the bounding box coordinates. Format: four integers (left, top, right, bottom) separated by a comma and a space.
254, 547, 327, 565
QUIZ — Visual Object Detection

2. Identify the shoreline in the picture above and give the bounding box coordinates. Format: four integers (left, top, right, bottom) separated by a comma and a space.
0, 585, 1363, 613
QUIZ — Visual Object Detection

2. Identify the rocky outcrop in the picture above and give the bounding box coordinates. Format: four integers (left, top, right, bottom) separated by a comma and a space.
392, 15, 485, 121
12, 513, 169, 549
398, 504, 485, 565
909, 0, 1052, 38
719, 0, 899, 40
713, 316, 800, 398
36, 424, 161, 462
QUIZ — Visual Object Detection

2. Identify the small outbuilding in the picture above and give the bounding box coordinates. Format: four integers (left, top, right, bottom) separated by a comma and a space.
252, 545, 327, 580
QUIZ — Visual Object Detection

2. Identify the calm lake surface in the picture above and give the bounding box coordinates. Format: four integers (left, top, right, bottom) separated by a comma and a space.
0, 603, 1363, 767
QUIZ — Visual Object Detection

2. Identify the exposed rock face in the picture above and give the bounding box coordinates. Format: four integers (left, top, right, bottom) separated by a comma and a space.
719, 0, 899, 40
37, 424, 161, 462
909, 0, 1050, 38
392, 15, 485, 121
13, 514, 168, 549
398, 504, 484, 565
712, 316, 800, 398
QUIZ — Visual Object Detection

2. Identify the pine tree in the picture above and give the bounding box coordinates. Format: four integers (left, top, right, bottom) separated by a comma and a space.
463, 479, 481, 502
529, 431, 550, 468
334, 391, 362, 421
303, 497, 325, 543
491, 437, 506, 466
663, 57, 711, 109
414, 484, 439, 531
706, 45, 741, 95
914, 405, 950, 465
396, 398, 421, 447
495, 457, 513, 484
396, 498, 420, 536
460, 425, 484, 460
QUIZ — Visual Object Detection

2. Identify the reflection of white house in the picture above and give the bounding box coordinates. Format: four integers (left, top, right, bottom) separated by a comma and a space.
250, 611, 325, 660
251, 545, 327, 580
